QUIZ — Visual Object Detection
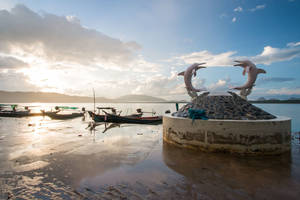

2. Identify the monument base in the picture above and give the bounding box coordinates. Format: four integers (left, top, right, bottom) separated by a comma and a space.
163, 115, 291, 155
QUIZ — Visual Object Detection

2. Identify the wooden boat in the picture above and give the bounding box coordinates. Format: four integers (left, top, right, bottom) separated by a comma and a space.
42, 111, 84, 120
0, 110, 31, 118
0, 110, 59, 118
0, 103, 58, 118
88, 111, 162, 124
87, 107, 142, 122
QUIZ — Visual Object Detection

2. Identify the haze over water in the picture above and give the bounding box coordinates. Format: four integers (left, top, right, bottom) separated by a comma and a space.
0, 103, 299, 199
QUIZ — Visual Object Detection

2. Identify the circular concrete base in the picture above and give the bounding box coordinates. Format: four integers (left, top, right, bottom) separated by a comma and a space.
163, 115, 291, 155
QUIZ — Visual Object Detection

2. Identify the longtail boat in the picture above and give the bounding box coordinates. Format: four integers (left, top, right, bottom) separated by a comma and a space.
88, 110, 162, 125
0, 104, 56, 118
43, 111, 84, 120
42, 106, 85, 120
87, 107, 142, 122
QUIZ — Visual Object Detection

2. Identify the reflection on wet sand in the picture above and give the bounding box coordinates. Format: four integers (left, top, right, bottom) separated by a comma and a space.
0, 116, 164, 199
1, 103, 300, 199
162, 141, 300, 200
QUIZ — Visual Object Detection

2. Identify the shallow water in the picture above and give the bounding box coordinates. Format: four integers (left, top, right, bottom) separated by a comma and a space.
0, 103, 300, 199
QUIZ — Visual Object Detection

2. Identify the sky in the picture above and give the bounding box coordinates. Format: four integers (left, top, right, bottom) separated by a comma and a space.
0, 0, 300, 100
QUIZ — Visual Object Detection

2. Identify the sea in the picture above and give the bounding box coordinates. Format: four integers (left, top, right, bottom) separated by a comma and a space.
0, 103, 299, 199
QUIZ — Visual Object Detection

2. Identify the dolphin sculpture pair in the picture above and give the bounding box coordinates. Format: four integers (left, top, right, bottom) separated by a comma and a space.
178, 60, 266, 98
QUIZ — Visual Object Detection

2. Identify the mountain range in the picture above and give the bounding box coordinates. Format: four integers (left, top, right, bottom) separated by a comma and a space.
0, 91, 166, 103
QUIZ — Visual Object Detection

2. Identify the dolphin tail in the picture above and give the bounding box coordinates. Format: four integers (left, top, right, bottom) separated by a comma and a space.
178, 71, 185, 76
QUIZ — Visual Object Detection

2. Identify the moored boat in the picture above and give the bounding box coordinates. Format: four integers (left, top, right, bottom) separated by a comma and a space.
87, 107, 143, 122
43, 111, 84, 120
42, 106, 85, 120
88, 111, 162, 124
0, 104, 54, 118
0, 110, 30, 118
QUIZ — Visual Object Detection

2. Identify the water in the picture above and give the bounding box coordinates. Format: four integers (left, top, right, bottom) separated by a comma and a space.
0, 103, 299, 199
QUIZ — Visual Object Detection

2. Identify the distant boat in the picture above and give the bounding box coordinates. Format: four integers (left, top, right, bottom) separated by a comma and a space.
0, 110, 58, 118
41, 106, 85, 120
43, 111, 84, 120
0, 104, 56, 118
0, 110, 30, 118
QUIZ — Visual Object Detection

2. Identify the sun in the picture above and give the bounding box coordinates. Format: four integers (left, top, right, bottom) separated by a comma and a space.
20, 66, 65, 93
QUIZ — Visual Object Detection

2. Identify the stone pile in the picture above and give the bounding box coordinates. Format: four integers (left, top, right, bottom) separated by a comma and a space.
173, 92, 276, 120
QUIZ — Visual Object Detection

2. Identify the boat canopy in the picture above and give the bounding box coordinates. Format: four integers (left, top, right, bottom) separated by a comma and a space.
56, 106, 79, 110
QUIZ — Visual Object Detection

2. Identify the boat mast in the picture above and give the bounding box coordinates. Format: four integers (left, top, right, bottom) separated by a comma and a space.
93, 88, 96, 113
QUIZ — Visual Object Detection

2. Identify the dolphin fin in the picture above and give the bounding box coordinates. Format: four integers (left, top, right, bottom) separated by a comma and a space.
178, 71, 185, 76
257, 68, 266, 74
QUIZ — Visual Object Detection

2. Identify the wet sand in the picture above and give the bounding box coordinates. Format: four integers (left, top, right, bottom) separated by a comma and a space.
1, 113, 300, 199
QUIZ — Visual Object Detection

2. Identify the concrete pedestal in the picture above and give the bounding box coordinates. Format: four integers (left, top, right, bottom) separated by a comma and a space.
163, 115, 291, 155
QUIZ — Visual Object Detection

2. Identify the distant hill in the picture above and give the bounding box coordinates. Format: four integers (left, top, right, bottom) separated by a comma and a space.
0, 91, 166, 103
115, 95, 166, 102
0, 91, 110, 103
250, 96, 300, 104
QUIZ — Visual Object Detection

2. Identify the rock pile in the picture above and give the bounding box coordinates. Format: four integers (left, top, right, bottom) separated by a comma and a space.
173, 92, 276, 120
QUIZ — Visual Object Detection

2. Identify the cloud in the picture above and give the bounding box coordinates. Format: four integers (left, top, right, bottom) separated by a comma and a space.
170, 50, 237, 67
0, 55, 28, 69
232, 17, 237, 22
0, 4, 149, 71
169, 42, 300, 67
65, 15, 80, 24
252, 45, 300, 65
267, 87, 300, 95
208, 78, 231, 91
249, 4, 266, 12
0, 71, 39, 91
234, 6, 243, 12
287, 42, 300, 47
0, 0, 14, 10
131, 72, 180, 96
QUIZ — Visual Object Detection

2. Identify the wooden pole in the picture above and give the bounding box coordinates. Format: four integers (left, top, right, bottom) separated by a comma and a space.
93, 88, 96, 113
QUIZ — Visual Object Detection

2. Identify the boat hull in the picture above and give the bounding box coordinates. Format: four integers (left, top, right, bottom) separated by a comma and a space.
44, 112, 84, 120
88, 111, 162, 124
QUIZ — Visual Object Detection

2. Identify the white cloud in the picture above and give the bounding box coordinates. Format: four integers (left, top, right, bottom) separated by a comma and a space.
249, 4, 266, 12
208, 78, 231, 91
168, 42, 300, 67
0, 4, 163, 96
0, 5, 157, 72
252, 45, 300, 65
287, 41, 300, 47
65, 15, 80, 24
232, 17, 237, 22
169, 50, 237, 67
132, 72, 179, 96
234, 6, 243, 12
0, 0, 15, 10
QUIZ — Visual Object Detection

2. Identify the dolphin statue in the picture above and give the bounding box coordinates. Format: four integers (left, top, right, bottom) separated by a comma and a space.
232, 60, 266, 90
178, 63, 206, 93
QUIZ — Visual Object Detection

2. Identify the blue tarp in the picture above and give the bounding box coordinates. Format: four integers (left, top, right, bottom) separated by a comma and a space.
188, 108, 208, 122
